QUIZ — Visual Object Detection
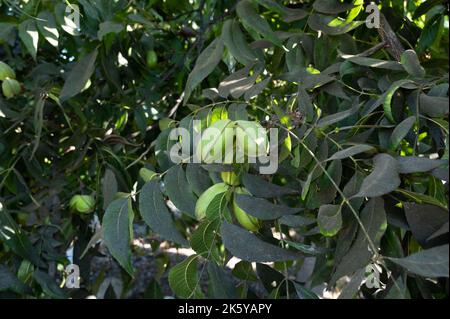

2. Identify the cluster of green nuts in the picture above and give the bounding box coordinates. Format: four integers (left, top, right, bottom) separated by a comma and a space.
192, 107, 269, 231
195, 171, 261, 232
197, 118, 269, 164
0, 61, 21, 99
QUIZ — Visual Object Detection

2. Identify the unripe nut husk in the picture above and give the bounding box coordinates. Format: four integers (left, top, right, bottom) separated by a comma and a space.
221, 171, 240, 186
197, 119, 235, 164
69, 195, 95, 214
233, 187, 261, 231
0, 61, 15, 81
2, 78, 21, 99
195, 183, 229, 220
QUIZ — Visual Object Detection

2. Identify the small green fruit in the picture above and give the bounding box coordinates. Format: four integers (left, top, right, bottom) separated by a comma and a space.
0, 61, 15, 81
197, 119, 235, 164
2, 78, 21, 99
207, 106, 228, 126
69, 195, 95, 214
158, 117, 175, 131
139, 168, 157, 182
235, 121, 268, 159
221, 171, 240, 186
146, 50, 158, 68
233, 187, 261, 231
195, 183, 229, 220
17, 212, 29, 226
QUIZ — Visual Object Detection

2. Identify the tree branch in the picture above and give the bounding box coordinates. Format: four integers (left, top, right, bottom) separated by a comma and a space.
376, 13, 405, 61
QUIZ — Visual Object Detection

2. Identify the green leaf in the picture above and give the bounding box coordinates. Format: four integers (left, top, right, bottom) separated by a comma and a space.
309, 159, 343, 206
427, 222, 449, 241
317, 204, 342, 237
345, 0, 364, 23
254, 0, 287, 14
184, 38, 224, 104
301, 170, 313, 200
397, 189, 448, 210
328, 144, 374, 160
396, 156, 447, 174
298, 86, 315, 122
218, 65, 258, 98
389, 245, 449, 278
337, 268, 366, 299
282, 8, 308, 23
313, 0, 356, 14
242, 174, 297, 198
18, 19, 39, 60
255, 0, 307, 22
236, 0, 282, 47
205, 191, 228, 220
185, 164, 212, 197
317, 103, 359, 128
256, 263, 292, 294
342, 55, 404, 70
244, 77, 271, 101
102, 198, 134, 276
293, 282, 320, 299
323, 82, 350, 100
354, 154, 401, 198
155, 129, 177, 171
102, 168, 118, 209
303, 73, 335, 89
37, 11, 59, 47
419, 94, 449, 117
404, 203, 448, 246
78, 0, 100, 20
221, 222, 301, 262
413, 0, 443, 19
168, 255, 204, 298
190, 219, 221, 261
60, 49, 98, 102
228, 103, 249, 121
222, 19, 258, 65
164, 165, 197, 217
401, 50, 425, 78
383, 79, 416, 123
97, 21, 124, 40
232, 261, 258, 281
0, 22, 15, 41
389, 116, 416, 150
308, 14, 364, 35
139, 180, 188, 246
0, 265, 29, 294
33, 270, 68, 299
207, 263, 238, 299
284, 240, 328, 255
0, 206, 42, 267
416, 14, 444, 53
385, 276, 410, 299
143, 280, 164, 299
234, 194, 301, 220
279, 215, 316, 227
331, 197, 387, 284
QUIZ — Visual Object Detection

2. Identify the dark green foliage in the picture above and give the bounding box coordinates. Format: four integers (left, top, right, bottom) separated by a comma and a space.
0, 0, 448, 299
